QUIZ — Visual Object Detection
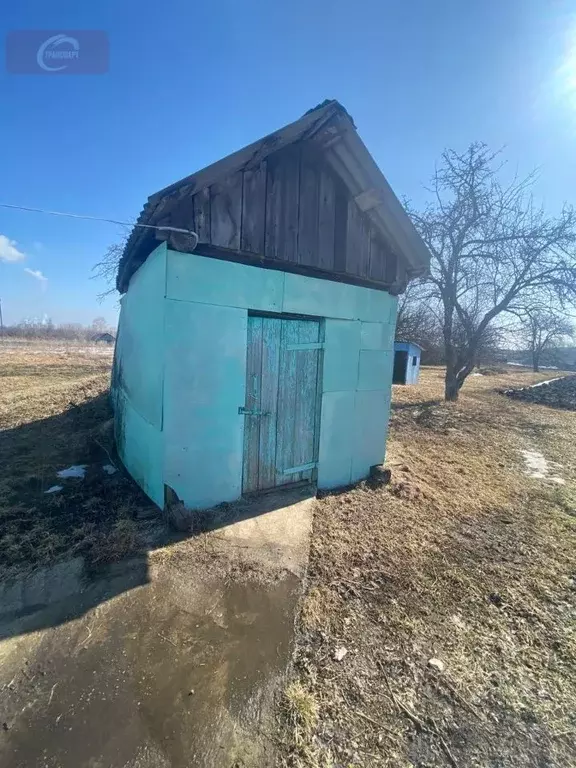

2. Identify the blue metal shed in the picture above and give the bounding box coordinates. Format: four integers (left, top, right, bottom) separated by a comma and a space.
393, 342, 422, 385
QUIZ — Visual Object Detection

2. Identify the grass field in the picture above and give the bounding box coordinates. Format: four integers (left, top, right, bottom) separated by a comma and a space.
1, 346, 575, 766
0, 343, 156, 579
282, 367, 576, 767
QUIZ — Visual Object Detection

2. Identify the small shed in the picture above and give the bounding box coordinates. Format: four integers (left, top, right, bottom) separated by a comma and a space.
92, 332, 115, 344
393, 342, 422, 385
112, 101, 430, 511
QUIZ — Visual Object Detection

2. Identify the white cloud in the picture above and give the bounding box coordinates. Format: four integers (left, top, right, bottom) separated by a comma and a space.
24, 267, 48, 283
0, 234, 26, 262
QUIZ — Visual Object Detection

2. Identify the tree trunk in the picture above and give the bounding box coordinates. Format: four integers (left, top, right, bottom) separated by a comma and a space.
445, 365, 460, 401
445, 348, 477, 402
443, 312, 459, 402
532, 351, 540, 372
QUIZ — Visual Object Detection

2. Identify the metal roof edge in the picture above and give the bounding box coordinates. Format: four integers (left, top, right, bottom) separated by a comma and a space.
394, 340, 425, 350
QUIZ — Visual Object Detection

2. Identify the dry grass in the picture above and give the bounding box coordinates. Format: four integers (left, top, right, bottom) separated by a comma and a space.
282, 682, 331, 768
285, 682, 320, 739
0, 344, 157, 578
3, 346, 576, 765
281, 367, 576, 767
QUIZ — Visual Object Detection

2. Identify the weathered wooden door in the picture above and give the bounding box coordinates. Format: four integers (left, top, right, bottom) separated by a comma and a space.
242, 315, 323, 493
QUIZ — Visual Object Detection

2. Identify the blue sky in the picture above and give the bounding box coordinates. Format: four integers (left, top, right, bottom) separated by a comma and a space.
1, 0, 575, 326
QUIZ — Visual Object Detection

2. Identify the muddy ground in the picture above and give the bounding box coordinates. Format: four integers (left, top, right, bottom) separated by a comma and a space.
0, 487, 314, 768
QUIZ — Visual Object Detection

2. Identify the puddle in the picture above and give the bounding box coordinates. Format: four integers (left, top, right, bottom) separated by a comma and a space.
0, 557, 298, 767
0, 488, 313, 767
520, 449, 565, 485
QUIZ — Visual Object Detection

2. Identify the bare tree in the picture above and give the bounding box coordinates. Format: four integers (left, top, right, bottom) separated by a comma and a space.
58, 323, 85, 341
396, 282, 506, 366
90, 316, 109, 333
409, 143, 576, 400
395, 281, 444, 363
92, 238, 126, 300
517, 308, 574, 372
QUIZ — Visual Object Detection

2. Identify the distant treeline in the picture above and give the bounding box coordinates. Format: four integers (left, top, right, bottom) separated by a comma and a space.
1, 317, 115, 341
504, 347, 576, 371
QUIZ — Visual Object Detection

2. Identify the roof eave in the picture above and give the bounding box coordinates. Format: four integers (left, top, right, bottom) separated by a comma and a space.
322, 125, 431, 272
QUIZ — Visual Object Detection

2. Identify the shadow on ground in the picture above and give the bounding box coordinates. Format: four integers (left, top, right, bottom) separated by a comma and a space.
0, 393, 314, 641
390, 398, 442, 411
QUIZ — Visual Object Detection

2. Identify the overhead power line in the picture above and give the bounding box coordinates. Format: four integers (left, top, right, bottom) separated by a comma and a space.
0, 202, 199, 246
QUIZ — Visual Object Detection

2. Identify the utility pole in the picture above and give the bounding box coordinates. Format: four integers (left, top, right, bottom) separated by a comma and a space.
0, 298, 3, 340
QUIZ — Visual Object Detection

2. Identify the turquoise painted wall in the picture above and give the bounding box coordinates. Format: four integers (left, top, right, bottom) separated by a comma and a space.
163, 300, 247, 508
115, 245, 397, 510
113, 244, 166, 507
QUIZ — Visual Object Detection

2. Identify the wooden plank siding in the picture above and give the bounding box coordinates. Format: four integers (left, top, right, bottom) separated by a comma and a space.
242, 315, 321, 493
242, 315, 263, 493
369, 233, 386, 282
346, 198, 371, 278
317, 169, 336, 271
210, 171, 242, 250
176, 140, 399, 290
297, 155, 320, 267
241, 163, 267, 254
265, 146, 300, 263
193, 187, 211, 243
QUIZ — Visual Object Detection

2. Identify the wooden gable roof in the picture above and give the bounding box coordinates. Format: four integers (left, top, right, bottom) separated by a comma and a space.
117, 100, 430, 293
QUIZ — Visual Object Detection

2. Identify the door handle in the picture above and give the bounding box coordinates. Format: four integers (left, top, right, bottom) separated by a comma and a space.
238, 406, 270, 417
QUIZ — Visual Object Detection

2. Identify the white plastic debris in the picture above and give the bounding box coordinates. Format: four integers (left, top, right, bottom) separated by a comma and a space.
44, 485, 63, 494
102, 464, 117, 475
528, 376, 563, 388
334, 647, 348, 662
428, 658, 445, 673
503, 376, 566, 394
57, 465, 87, 479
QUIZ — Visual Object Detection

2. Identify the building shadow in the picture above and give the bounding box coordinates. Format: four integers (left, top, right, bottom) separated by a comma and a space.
390, 398, 443, 411
0, 394, 314, 642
